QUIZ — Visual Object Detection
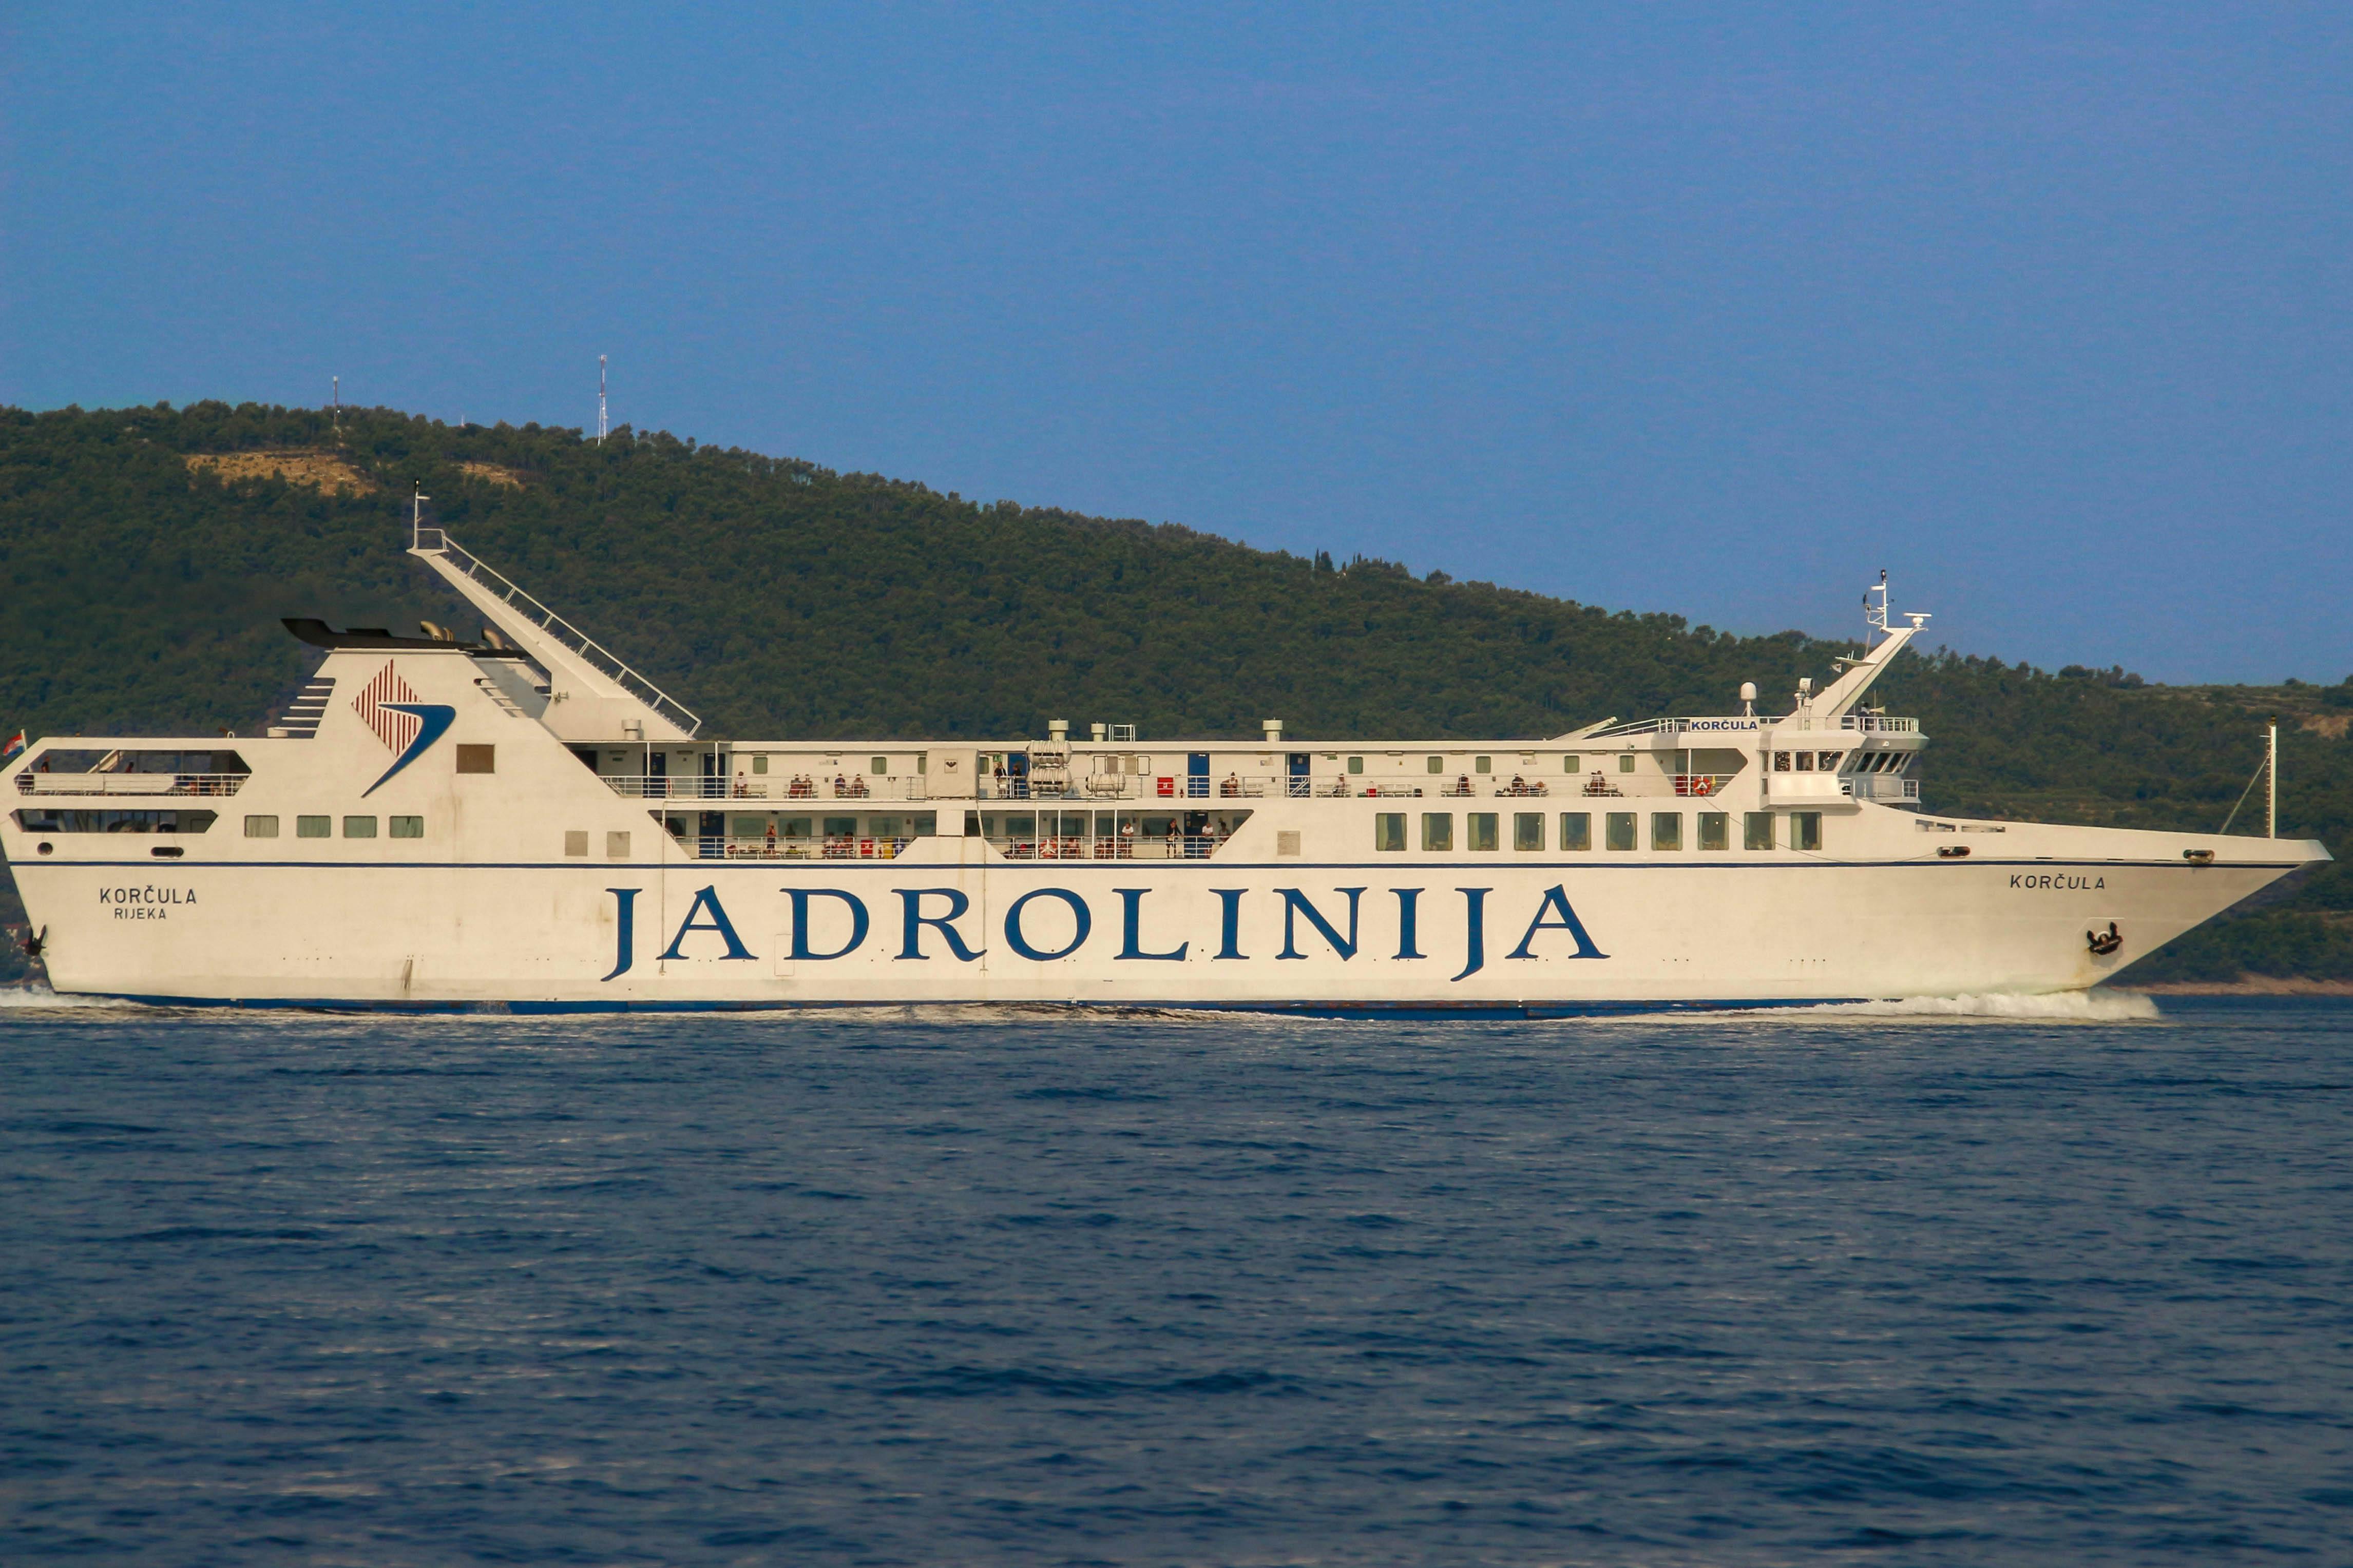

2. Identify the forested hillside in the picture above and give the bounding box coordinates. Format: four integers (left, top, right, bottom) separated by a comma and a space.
3, 401, 2346, 985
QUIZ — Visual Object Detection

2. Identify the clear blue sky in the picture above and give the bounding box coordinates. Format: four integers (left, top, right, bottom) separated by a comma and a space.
6, 4, 2347, 682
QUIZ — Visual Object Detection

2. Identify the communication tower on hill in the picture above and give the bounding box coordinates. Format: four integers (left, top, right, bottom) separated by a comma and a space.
598, 355, 608, 445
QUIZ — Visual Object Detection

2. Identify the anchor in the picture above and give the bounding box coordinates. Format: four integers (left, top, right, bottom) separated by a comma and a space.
2086, 921, 2122, 957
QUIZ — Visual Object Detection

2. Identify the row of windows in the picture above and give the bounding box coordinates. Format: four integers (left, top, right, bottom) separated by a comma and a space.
1374, 810, 1824, 853
245, 815, 423, 839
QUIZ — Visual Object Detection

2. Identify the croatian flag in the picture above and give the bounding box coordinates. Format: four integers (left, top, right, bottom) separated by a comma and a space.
0, 731, 22, 764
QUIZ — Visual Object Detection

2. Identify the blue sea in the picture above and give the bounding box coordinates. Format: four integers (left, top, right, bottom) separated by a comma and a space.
3, 994, 2350, 1565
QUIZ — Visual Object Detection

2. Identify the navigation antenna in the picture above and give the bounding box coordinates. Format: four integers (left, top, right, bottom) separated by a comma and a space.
410, 484, 431, 551
598, 355, 608, 446
1864, 569, 1890, 645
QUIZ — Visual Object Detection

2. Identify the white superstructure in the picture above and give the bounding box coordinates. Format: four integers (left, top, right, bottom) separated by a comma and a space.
4, 533, 2327, 1012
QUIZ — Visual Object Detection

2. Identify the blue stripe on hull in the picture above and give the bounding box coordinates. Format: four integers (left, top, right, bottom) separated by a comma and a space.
96, 991, 1874, 1019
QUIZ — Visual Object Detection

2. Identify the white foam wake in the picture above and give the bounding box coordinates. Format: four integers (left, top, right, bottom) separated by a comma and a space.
1772, 989, 2161, 1023
0, 983, 142, 1011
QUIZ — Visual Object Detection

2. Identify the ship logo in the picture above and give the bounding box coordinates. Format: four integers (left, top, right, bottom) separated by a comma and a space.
353, 661, 456, 797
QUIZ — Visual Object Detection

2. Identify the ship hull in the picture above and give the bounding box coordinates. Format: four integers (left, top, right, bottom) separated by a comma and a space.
17, 847, 2307, 1012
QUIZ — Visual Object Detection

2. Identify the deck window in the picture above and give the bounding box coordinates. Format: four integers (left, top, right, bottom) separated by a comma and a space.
1349, 756, 1364, 774
1605, 812, 1636, 851
1744, 812, 1773, 849
1617, 753, 1635, 773
1792, 812, 1823, 851
1475, 756, 1491, 774
1562, 753, 1580, 772
732, 816, 766, 838
752, 754, 769, 775
390, 816, 423, 839
244, 815, 279, 838
297, 815, 331, 839
343, 816, 376, 839
1422, 812, 1453, 851
1697, 811, 1729, 850
782, 817, 812, 839
1650, 812, 1681, 851
1374, 812, 1405, 851
1514, 812, 1544, 850
871, 757, 888, 776
825, 816, 859, 837
1560, 812, 1591, 850
1426, 756, 1443, 773
1468, 812, 1498, 850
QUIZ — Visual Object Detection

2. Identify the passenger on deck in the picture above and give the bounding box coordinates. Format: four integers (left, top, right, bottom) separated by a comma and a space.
1458, 773, 1471, 795
833, 773, 848, 796
851, 774, 869, 798
1221, 772, 1239, 797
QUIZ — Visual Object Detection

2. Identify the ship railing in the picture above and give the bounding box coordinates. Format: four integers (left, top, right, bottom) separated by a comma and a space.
996, 834, 1222, 860
1840, 714, 1919, 733
13, 771, 248, 798
985, 773, 1315, 801
1587, 717, 1688, 738
701, 834, 914, 860
415, 529, 703, 738
610, 776, 929, 801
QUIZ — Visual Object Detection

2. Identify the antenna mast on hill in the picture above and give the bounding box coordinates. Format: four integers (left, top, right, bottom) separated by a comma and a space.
331, 375, 340, 432
598, 355, 608, 446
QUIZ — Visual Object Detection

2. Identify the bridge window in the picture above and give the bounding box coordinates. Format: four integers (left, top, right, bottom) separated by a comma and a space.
1421, 812, 1452, 851
1374, 813, 1405, 851
1468, 812, 1498, 850
1560, 812, 1591, 850
1817, 751, 1843, 771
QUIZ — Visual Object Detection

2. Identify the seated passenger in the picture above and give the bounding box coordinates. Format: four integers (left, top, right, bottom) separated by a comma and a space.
1221, 772, 1239, 797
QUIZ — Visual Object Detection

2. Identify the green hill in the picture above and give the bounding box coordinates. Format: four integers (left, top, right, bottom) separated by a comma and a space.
2, 401, 2346, 986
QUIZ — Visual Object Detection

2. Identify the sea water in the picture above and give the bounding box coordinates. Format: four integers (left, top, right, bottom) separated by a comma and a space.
2, 995, 2349, 1565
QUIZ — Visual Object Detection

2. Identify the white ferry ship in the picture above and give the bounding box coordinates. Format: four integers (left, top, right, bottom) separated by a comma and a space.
4, 522, 2327, 1013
